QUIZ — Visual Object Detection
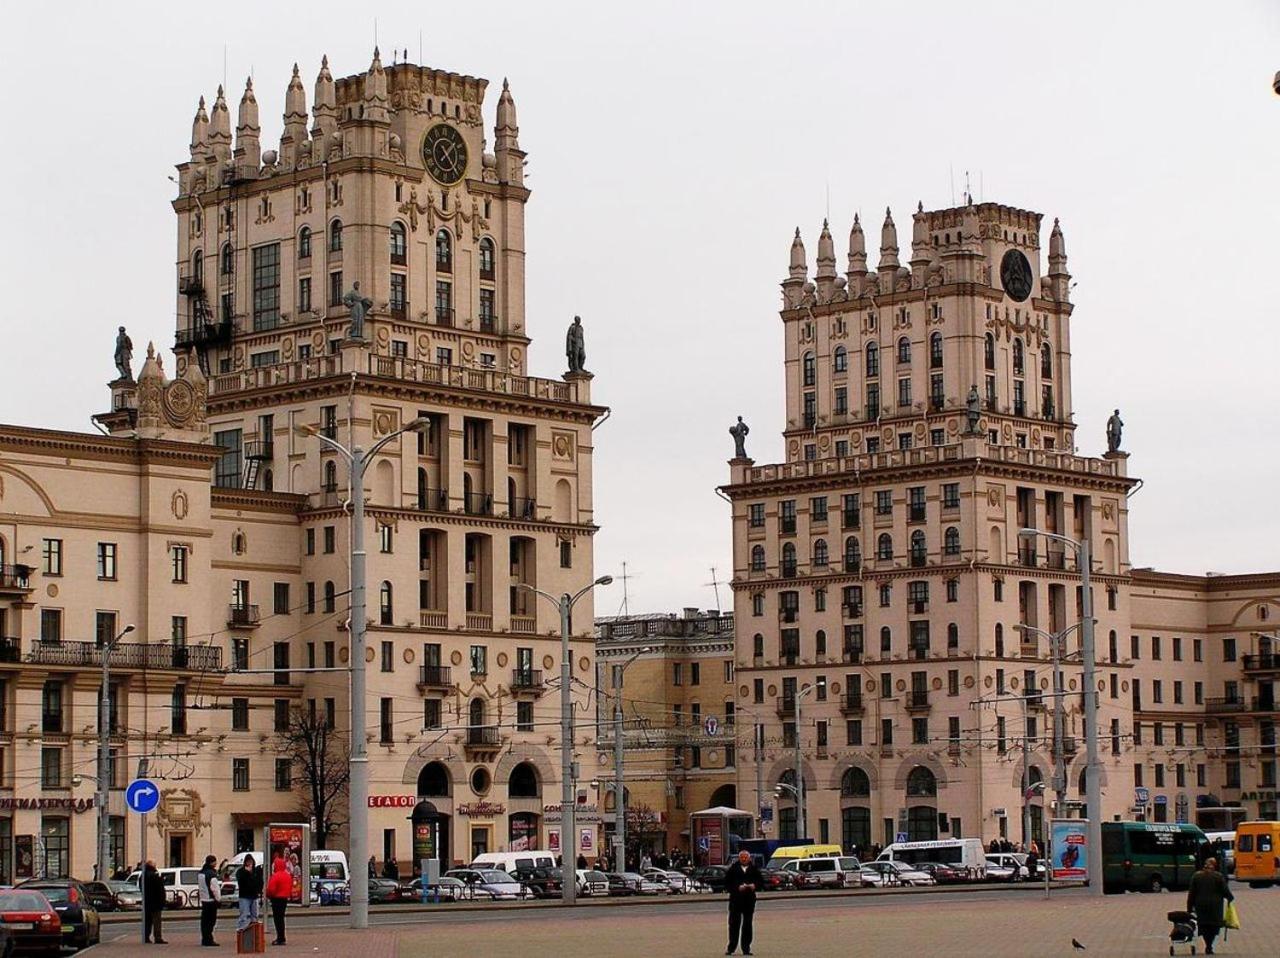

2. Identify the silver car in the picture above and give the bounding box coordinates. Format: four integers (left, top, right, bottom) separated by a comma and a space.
859, 861, 935, 887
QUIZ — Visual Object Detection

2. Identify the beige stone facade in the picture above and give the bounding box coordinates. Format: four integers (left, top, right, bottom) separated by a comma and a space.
721, 202, 1279, 852
0, 50, 605, 879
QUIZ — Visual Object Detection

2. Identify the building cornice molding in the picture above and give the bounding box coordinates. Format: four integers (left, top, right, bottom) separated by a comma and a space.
0, 424, 219, 468
211, 488, 308, 514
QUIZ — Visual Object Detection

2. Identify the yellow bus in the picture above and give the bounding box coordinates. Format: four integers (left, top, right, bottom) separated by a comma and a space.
1235, 821, 1280, 887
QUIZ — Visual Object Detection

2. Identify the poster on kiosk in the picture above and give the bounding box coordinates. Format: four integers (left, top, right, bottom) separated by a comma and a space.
1050, 819, 1088, 881
263, 823, 311, 906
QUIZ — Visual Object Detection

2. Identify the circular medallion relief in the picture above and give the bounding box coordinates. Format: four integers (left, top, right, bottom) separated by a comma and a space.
340, 647, 350, 664
964, 676, 975, 688
1000, 249, 1034, 302
543, 655, 554, 671
451, 650, 464, 666
932, 677, 943, 690
767, 685, 778, 698
739, 685, 750, 698
1068, 678, 1078, 691
496, 652, 509, 668
895, 680, 906, 692
984, 676, 993, 688
46, 584, 58, 598
578, 656, 589, 673
365, 648, 376, 663
403, 648, 414, 664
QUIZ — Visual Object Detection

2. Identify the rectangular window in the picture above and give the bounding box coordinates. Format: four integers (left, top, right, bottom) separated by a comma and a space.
328, 270, 343, 308
232, 638, 249, 671
753, 679, 764, 704
275, 758, 292, 791
41, 747, 63, 788
897, 377, 912, 408
780, 500, 797, 534
214, 428, 243, 489
380, 698, 393, 744
810, 496, 828, 523
381, 641, 393, 673
390, 272, 407, 315
470, 645, 488, 676
875, 490, 893, 516
274, 699, 290, 732
252, 243, 281, 330
516, 701, 534, 732
323, 526, 335, 553
231, 698, 249, 731
942, 483, 960, 509
1223, 638, 1237, 662
297, 276, 312, 313
1152, 636, 1162, 660
912, 717, 928, 745
96, 542, 118, 580
171, 545, 189, 583
232, 758, 250, 791
672, 663, 683, 686
691, 662, 701, 686
846, 720, 862, 746
424, 699, 442, 730
273, 582, 290, 615
479, 288, 496, 329
749, 503, 765, 527
1193, 639, 1203, 662
881, 718, 893, 746
41, 538, 63, 576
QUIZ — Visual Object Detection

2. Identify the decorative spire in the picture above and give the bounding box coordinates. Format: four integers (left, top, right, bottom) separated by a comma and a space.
816, 219, 836, 280
847, 213, 867, 274
495, 78, 523, 184
284, 63, 307, 121
878, 206, 899, 270
208, 84, 232, 161
234, 76, 261, 168
190, 96, 209, 157
910, 200, 932, 264
788, 227, 808, 281
1049, 218, 1068, 264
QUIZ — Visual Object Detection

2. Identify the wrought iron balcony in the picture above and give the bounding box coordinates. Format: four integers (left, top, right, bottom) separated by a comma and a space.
509, 496, 537, 520
479, 315, 497, 334
466, 725, 501, 746
29, 639, 221, 671
435, 307, 455, 327
244, 440, 274, 461
417, 665, 452, 690
1205, 696, 1248, 714
839, 693, 865, 715
1243, 654, 1280, 673
228, 604, 261, 627
0, 565, 33, 593
464, 492, 494, 516
906, 691, 931, 711
0, 637, 20, 663
776, 696, 796, 718
414, 488, 450, 512
511, 669, 543, 690
174, 320, 234, 350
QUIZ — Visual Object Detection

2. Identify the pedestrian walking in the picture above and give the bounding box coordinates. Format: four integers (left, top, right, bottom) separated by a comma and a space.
264, 856, 292, 946
235, 855, 264, 932
382, 857, 399, 880
143, 860, 167, 944
724, 849, 762, 956
368, 856, 377, 879
197, 854, 222, 946
1186, 856, 1234, 955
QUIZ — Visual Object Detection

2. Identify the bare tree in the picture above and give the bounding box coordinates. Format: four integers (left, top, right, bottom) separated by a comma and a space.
624, 802, 662, 867
275, 706, 350, 849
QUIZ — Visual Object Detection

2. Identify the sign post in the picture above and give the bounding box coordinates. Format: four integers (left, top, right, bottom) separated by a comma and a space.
126, 780, 160, 942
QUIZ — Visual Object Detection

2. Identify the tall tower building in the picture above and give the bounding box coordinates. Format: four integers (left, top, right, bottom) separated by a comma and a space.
101, 52, 605, 865
724, 200, 1137, 849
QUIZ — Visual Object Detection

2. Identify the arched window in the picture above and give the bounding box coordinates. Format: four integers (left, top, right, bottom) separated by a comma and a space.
751, 545, 766, 572
844, 537, 861, 573
1041, 343, 1052, 379
417, 761, 450, 796
813, 539, 828, 568
781, 542, 797, 576
930, 332, 943, 369
509, 762, 540, 798
877, 533, 893, 562
984, 333, 995, 370
947, 623, 959, 649
802, 352, 816, 387
897, 336, 911, 365
752, 633, 764, 657
379, 581, 393, 625
220, 242, 233, 275
435, 230, 452, 272
910, 530, 927, 566
298, 226, 312, 259
1077, 768, 1088, 797
328, 220, 343, 253
841, 767, 871, 797
865, 342, 880, 378
994, 623, 1004, 657
1012, 338, 1024, 375
833, 346, 848, 374
323, 581, 336, 614
944, 527, 961, 557
478, 237, 495, 279
880, 626, 892, 654
906, 766, 938, 797
389, 222, 407, 264
323, 459, 338, 492
469, 697, 486, 729
191, 251, 204, 285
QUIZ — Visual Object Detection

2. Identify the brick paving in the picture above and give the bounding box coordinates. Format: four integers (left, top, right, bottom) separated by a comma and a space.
90, 885, 1279, 957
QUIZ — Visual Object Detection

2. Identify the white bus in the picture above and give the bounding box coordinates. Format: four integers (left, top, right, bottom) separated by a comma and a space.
876, 838, 986, 877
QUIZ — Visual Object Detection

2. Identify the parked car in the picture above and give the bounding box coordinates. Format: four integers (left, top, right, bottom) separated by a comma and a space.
914, 862, 971, 885
641, 868, 705, 893
127, 866, 203, 908
795, 856, 862, 888
511, 866, 563, 899
613, 872, 667, 895
82, 880, 122, 912
367, 878, 402, 904
0, 889, 61, 955
858, 861, 935, 887
984, 853, 1029, 881
691, 865, 730, 892
18, 879, 100, 949
444, 868, 531, 900
312, 879, 350, 906
402, 876, 490, 902
575, 869, 610, 897
108, 879, 142, 911
760, 867, 796, 890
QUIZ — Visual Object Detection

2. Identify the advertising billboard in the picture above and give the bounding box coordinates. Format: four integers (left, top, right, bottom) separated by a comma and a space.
1050, 819, 1088, 881
265, 824, 310, 904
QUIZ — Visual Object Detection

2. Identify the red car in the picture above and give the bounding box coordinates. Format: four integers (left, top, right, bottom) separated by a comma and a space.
0, 889, 62, 955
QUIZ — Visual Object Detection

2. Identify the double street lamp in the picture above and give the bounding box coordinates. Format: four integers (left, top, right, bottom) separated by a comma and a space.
792, 679, 825, 841
517, 576, 613, 906
1019, 528, 1102, 897
605, 646, 650, 871
295, 416, 429, 929
96, 624, 135, 881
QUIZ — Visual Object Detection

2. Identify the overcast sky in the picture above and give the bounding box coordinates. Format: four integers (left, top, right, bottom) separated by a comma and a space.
2, 2, 1278, 614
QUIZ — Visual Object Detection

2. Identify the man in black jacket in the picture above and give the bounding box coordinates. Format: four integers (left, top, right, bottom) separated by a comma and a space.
724, 850, 763, 956
142, 861, 167, 944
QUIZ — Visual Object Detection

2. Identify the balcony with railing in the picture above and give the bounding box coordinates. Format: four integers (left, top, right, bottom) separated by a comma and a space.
412, 489, 450, 513
436, 307, 455, 327
776, 696, 796, 718
780, 560, 798, 578
175, 319, 235, 350
479, 314, 497, 334
779, 608, 799, 624
0, 565, 33, 595
0, 637, 20, 663
840, 693, 865, 714
465, 612, 493, 632
464, 492, 494, 517
843, 646, 864, 664
417, 665, 452, 691
509, 496, 537, 520
29, 640, 222, 671
511, 669, 544, 691
1243, 654, 1280, 674
1251, 696, 1278, 713
244, 440, 274, 461
843, 603, 863, 619
511, 615, 536, 634
419, 610, 447, 629
465, 725, 502, 755
906, 690, 931, 711
1205, 696, 1248, 714
228, 604, 261, 628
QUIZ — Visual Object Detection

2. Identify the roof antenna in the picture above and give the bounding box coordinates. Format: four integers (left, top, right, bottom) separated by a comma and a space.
419, 30, 423, 64
374, 17, 378, 49
964, 170, 972, 206
616, 561, 638, 617
950, 163, 956, 207
223, 43, 227, 92
825, 180, 830, 221
705, 566, 727, 611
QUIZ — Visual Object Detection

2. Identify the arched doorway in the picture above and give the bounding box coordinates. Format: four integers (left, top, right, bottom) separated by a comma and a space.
708, 784, 737, 808
415, 763, 452, 869
905, 766, 939, 841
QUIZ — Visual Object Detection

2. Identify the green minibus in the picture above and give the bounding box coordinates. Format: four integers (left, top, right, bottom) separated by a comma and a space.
1101, 821, 1207, 894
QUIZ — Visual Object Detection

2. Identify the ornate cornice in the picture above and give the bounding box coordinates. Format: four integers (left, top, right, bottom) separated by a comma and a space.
0, 424, 219, 468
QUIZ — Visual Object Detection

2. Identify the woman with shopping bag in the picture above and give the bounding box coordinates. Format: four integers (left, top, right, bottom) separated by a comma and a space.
1186, 857, 1234, 954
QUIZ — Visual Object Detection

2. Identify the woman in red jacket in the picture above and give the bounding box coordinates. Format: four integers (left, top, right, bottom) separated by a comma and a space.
264, 856, 293, 946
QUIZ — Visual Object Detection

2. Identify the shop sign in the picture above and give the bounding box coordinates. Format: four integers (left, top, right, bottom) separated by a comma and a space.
543, 803, 601, 824
457, 801, 506, 817
1241, 790, 1278, 802
368, 795, 417, 808
0, 797, 95, 813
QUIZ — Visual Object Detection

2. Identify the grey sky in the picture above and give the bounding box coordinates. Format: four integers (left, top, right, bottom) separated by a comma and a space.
2, 2, 1278, 615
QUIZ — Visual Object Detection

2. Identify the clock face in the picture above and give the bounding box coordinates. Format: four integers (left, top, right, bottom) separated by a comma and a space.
422, 124, 468, 185
1000, 249, 1034, 303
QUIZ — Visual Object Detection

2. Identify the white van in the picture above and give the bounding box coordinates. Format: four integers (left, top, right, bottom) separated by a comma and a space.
796, 856, 862, 888
125, 866, 204, 908
876, 838, 986, 878
470, 851, 557, 875
1205, 831, 1235, 874
220, 849, 349, 901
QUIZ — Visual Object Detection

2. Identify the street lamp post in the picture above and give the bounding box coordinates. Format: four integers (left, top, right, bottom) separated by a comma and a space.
97, 624, 135, 882
1016, 622, 1084, 815
612, 647, 650, 870
296, 416, 429, 929
1020, 528, 1101, 897
793, 679, 825, 840
518, 575, 613, 905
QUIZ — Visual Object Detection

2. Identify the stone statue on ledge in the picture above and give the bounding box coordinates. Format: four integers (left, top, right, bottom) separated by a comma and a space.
964, 385, 981, 434
343, 282, 372, 340
730, 416, 750, 459
113, 326, 134, 381
1106, 408, 1124, 453
566, 315, 587, 374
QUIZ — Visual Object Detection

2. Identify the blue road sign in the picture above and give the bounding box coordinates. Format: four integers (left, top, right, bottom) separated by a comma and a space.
895, 832, 908, 844
126, 779, 160, 814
